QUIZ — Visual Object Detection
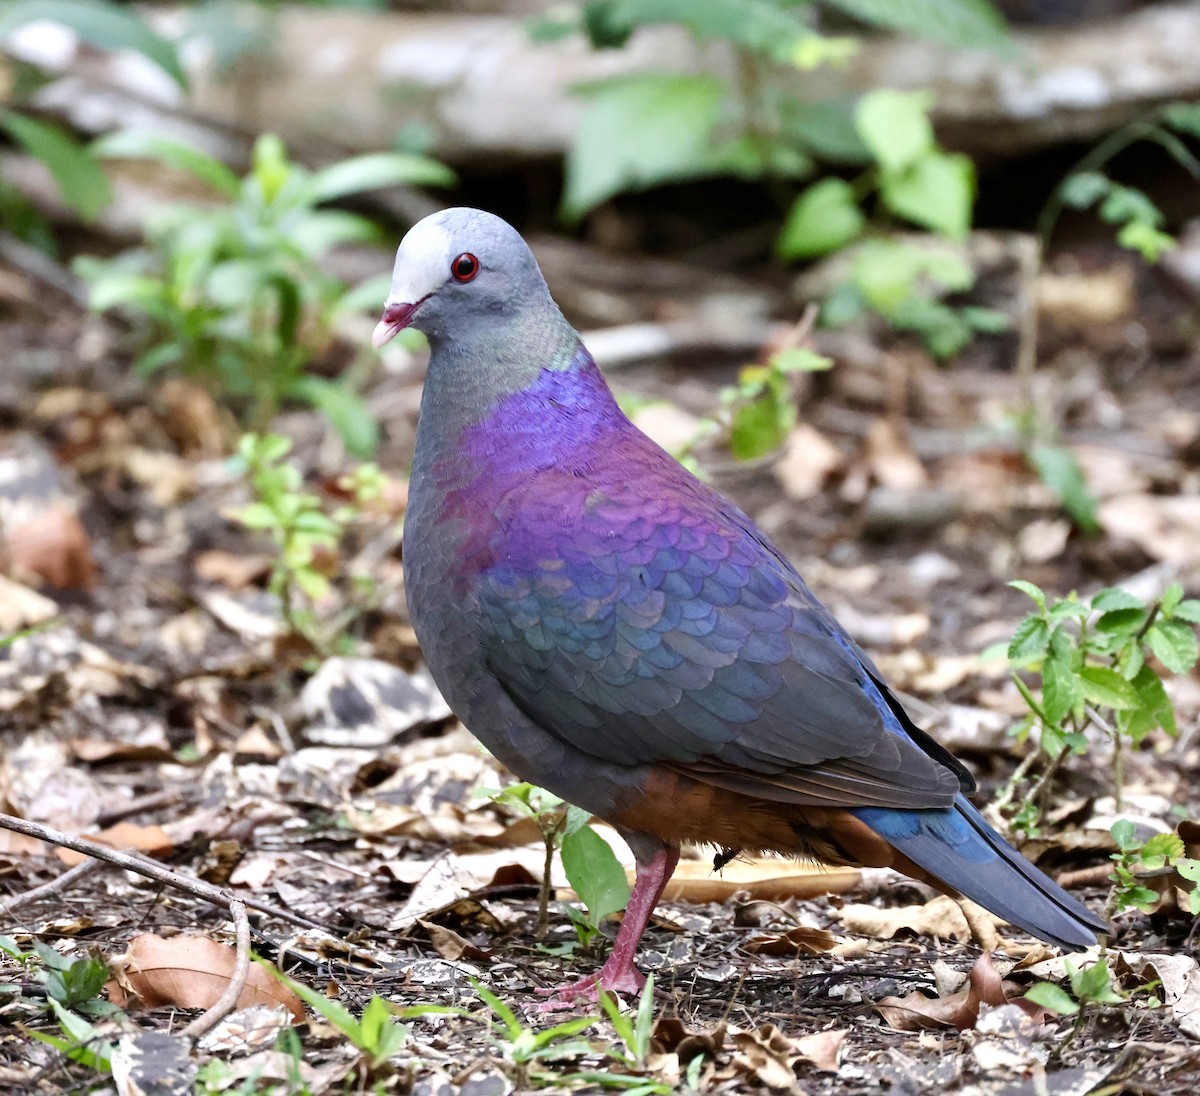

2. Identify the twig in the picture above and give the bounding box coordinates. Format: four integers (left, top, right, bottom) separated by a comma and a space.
1, 858, 105, 916
0, 812, 322, 931
96, 788, 187, 828
180, 900, 251, 1039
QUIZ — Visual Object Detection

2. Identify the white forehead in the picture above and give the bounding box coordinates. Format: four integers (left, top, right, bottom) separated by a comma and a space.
385, 217, 453, 304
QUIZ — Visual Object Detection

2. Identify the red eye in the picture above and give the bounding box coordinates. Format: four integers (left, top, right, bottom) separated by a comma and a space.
451, 252, 479, 282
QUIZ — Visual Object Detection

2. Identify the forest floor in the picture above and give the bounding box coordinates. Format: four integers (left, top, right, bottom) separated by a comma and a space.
1, 227, 1199, 1094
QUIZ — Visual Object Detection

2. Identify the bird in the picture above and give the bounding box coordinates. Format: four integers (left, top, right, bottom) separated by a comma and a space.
373, 207, 1108, 1005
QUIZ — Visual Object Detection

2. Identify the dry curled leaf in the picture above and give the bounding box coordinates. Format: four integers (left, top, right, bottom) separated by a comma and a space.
107, 934, 304, 1021
416, 919, 493, 963
875, 952, 1047, 1032
731, 1022, 845, 1090
743, 924, 840, 956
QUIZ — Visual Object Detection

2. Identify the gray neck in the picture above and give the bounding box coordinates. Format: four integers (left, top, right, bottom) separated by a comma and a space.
413, 297, 580, 464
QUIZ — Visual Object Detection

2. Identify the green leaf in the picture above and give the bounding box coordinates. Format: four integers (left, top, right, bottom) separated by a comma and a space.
310, 153, 455, 202
1009, 580, 1047, 612
729, 389, 792, 461
1070, 960, 1123, 1005
881, 150, 975, 237
851, 240, 922, 314
290, 376, 379, 459
1059, 170, 1110, 210
1141, 832, 1185, 864
1161, 583, 1184, 616
0, 0, 186, 86
605, 0, 809, 60
1111, 818, 1137, 851
1117, 221, 1175, 263
1147, 620, 1199, 674
92, 131, 240, 196
776, 178, 865, 260
1024, 982, 1079, 1016
562, 73, 726, 221
854, 89, 934, 175
782, 98, 871, 165
0, 111, 111, 222
1173, 600, 1200, 624
1163, 102, 1200, 139
820, 0, 1012, 52
1041, 649, 1080, 725
1078, 665, 1139, 711
560, 824, 631, 926
1118, 663, 1177, 742
1091, 587, 1143, 613
1026, 443, 1098, 534
1008, 614, 1049, 663
1095, 607, 1147, 636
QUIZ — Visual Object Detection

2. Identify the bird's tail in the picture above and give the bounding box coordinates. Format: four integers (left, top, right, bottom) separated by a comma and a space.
853, 795, 1108, 951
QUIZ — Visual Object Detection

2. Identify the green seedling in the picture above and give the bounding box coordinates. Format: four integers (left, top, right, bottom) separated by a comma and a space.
77, 131, 452, 455
993, 581, 1199, 836
230, 432, 391, 653
1041, 102, 1200, 263
270, 966, 408, 1076
1108, 820, 1200, 918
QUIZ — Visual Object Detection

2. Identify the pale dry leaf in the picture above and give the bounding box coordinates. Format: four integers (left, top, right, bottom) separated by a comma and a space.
193, 549, 273, 590
3, 504, 95, 592
864, 417, 927, 490
743, 925, 840, 956
876, 952, 1013, 1032
107, 934, 305, 1021
0, 574, 57, 632
775, 424, 844, 501
663, 858, 862, 904
1098, 494, 1200, 567
389, 849, 543, 931
838, 895, 973, 942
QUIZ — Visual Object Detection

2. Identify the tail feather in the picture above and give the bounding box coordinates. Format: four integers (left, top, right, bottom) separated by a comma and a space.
854, 796, 1108, 951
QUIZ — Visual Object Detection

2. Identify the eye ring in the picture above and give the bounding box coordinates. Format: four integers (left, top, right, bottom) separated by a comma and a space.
451, 252, 479, 283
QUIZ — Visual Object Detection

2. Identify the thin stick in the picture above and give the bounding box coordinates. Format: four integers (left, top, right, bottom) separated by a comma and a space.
1, 859, 104, 917
180, 900, 251, 1039
0, 813, 321, 931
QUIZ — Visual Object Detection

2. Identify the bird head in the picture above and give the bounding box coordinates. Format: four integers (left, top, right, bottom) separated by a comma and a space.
373, 207, 551, 348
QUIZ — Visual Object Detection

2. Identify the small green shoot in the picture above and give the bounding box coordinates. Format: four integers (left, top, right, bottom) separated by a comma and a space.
1041, 101, 1200, 263
269, 967, 408, 1074
1108, 821, 1200, 918
77, 131, 452, 454
230, 432, 390, 653
597, 976, 656, 1068
995, 581, 1200, 836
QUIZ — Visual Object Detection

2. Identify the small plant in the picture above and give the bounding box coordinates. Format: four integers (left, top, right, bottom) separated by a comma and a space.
77, 131, 452, 454
485, 782, 632, 952
1041, 102, 1200, 263
2, 936, 118, 1075
271, 969, 408, 1077
719, 344, 832, 461
1026, 957, 1125, 1022
1108, 820, 1200, 919
993, 581, 1200, 836
230, 432, 389, 651
597, 978, 656, 1069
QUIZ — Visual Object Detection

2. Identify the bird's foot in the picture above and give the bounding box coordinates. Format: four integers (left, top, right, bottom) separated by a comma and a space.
532, 961, 646, 1012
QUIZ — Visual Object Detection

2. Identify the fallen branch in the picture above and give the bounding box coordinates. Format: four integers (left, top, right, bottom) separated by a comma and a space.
0, 813, 322, 931
1, 858, 105, 917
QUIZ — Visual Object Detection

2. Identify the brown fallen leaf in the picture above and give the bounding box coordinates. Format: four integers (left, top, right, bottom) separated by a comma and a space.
875, 952, 1047, 1032
652, 1017, 726, 1063
3, 504, 96, 592
107, 934, 305, 1021
417, 919, 492, 963
743, 925, 840, 956
57, 822, 173, 867
731, 1022, 846, 1090
775, 424, 844, 501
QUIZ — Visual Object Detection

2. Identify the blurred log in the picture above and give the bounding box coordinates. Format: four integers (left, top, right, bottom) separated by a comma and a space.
10, 3, 1200, 168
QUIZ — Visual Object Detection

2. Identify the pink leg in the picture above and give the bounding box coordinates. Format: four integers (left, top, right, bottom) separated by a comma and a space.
536, 845, 680, 1010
